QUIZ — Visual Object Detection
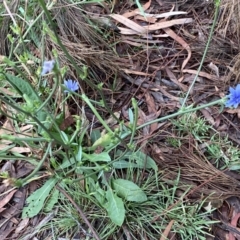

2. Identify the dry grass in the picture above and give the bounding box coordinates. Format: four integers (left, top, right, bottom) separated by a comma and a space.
153, 145, 240, 201
46, 1, 123, 83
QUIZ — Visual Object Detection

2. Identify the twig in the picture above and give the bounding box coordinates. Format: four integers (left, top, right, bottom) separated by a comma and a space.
56, 184, 100, 240
3, 0, 17, 26
181, 1, 221, 108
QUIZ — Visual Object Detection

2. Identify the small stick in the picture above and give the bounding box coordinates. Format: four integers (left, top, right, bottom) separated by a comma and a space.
56, 184, 100, 240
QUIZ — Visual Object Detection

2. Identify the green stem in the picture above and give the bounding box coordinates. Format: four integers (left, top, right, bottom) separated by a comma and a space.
22, 142, 52, 185
81, 94, 114, 134
129, 98, 138, 145
181, 1, 221, 108
138, 98, 225, 130
36, 73, 59, 113
1, 135, 47, 142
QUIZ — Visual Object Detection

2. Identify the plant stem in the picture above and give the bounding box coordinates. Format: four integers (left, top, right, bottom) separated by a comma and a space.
81, 94, 114, 134
137, 98, 225, 130
129, 98, 138, 145
22, 142, 52, 185
181, 1, 221, 108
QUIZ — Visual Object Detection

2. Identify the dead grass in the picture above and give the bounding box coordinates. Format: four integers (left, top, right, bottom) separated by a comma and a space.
46, 1, 123, 85
153, 144, 240, 201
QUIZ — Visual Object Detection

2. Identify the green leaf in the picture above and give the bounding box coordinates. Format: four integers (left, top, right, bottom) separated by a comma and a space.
104, 189, 125, 226
135, 151, 157, 171
37, 111, 49, 133
91, 132, 112, 150
128, 108, 134, 124
116, 150, 157, 171
76, 146, 82, 162
112, 160, 139, 169
22, 178, 58, 218
113, 179, 147, 202
60, 131, 69, 144
5, 73, 39, 101
4, 73, 49, 134
56, 157, 75, 170
83, 152, 111, 162
90, 129, 101, 143
229, 164, 240, 171
44, 188, 59, 212
87, 178, 105, 206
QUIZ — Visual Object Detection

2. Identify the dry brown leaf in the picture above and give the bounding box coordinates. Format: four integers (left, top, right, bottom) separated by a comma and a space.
208, 62, 219, 77
134, 78, 180, 101
122, 0, 152, 18
1, 189, 26, 221
152, 34, 169, 37
144, 18, 193, 31
200, 109, 215, 125
165, 67, 188, 91
60, 115, 75, 131
0, 123, 33, 152
0, 190, 17, 209
163, 28, 191, 70
121, 39, 163, 46
10, 147, 31, 153
121, 40, 144, 47
145, 92, 160, 133
160, 220, 175, 240
229, 213, 240, 240
19, 124, 33, 132
144, 11, 187, 19
118, 27, 139, 35
0, 208, 6, 213
122, 36, 163, 44
0, 55, 6, 62
0, 119, 14, 135
117, 18, 193, 35
122, 69, 152, 76
135, 15, 157, 23
15, 218, 29, 234
182, 69, 222, 81
124, 7, 187, 20
0, 143, 14, 151
137, 107, 161, 135
0, 87, 16, 96
145, 92, 157, 114
0, 226, 15, 240
226, 108, 240, 118
137, 108, 150, 136
111, 14, 146, 33
181, 73, 202, 83
105, 111, 120, 126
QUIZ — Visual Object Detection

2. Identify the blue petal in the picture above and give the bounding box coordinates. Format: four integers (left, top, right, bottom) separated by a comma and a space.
72, 82, 79, 91
225, 101, 233, 107
68, 80, 73, 88
41, 60, 55, 76
234, 102, 239, 108
236, 84, 240, 93
64, 79, 79, 93
225, 85, 240, 108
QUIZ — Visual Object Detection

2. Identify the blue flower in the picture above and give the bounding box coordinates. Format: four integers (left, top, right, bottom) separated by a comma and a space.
225, 84, 240, 108
64, 79, 79, 93
41, 60, 55, 75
